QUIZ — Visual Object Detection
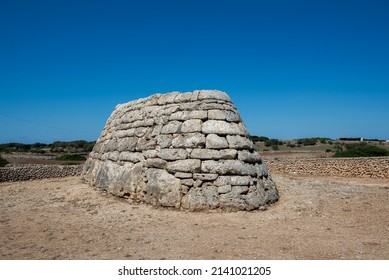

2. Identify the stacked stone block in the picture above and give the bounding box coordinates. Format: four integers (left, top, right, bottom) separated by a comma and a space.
83, 90, 278, 210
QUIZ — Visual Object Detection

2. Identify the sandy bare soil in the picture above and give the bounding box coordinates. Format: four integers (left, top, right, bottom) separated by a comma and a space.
1, 174, 388, 260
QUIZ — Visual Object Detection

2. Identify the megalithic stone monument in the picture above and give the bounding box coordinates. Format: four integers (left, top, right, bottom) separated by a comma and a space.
83, 90, 278, 210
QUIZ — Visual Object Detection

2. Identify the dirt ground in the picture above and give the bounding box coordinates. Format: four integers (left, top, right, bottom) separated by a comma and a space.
0, 173, 388, 260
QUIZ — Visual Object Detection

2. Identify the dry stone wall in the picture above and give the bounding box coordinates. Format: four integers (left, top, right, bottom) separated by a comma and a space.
0, 164, 82, 182
266, 156, 389, 179
83, 90, 278, 211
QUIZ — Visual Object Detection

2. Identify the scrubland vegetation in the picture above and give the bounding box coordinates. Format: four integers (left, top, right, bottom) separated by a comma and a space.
0, 140, 95, 154
0, 155, 9, 167
251, 136, 388, 157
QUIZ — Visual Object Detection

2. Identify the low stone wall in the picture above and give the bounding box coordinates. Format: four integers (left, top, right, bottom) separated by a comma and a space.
266, 156, 389, 179
0, 165, 83, 182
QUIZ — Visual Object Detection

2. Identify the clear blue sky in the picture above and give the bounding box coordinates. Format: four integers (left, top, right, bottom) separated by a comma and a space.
1, 0, 388, 143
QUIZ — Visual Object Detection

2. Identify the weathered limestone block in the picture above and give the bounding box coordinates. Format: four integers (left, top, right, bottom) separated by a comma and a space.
169, 110, 207, 121
158, 92, 179, 105
158, 149, 189, 161
217, 184, 232, 194
156, 134, 173, 148
238, 151, 262, 163
163, 105, 180, 116
83, 90, 278, 211
174, 172, 193, 179
202, 120, 247, 135
206, 134, 229, 149
143, 150, 158, 159
166, 159, 201, 173
119, 152, 144, 163
132, 118, 155, 128
208, 110, 241, 122
174, 92, 193, 103
198, 90, 232, 102
171, 133, 206, 148
118, 137, 136, 152
193, 173, 219, 181
135, 127, 150, 138
107, 151, 120, 161
144, 158, 167, 169
201, 160, 257, 176
136, 138, 157, 151
256, 163, 269, 178
214, 175, 252, 186
227, 135, 254, 150
146, 169, 181, 208
180, 179, 194, 186
191, 149, 221, 160
161, 121, 182, 134
181, 119, 203, 133
182, 185, 219, 210
191, 149, 237, 160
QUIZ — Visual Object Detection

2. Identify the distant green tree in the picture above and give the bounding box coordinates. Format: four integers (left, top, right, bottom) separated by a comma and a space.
0, 155, 9, 167
249, 136, 269, 143
258, 136, 270, 142
265, 139, 281, 150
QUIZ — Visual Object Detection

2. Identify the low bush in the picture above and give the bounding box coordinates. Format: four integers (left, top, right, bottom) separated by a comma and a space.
296, 138, 317, 146
296, 137, 332, 146
0, 155, 9, 167
56, 154, 86, 161
265, 138, 281, 147
334, 143, 389, 158
250, 136, 269, 142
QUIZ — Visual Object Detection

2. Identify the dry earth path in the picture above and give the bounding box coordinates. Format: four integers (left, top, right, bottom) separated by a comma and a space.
0, 174, 388, 259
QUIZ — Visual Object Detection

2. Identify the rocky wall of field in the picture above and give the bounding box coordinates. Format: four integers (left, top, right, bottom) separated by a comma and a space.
266, 156, 389, 179
0, 165, 82, 182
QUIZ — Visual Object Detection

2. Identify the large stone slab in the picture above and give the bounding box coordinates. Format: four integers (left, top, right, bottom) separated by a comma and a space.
146, 168, 181, 208
158, 149, 189, 160
202, 120, 247, 135
166, 159, 201, 173
201, 160, 257, 176
197, 90, 232, 102
205, 134, 229, 149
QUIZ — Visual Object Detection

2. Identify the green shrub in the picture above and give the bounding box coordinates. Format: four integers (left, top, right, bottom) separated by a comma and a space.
296, 138, 317, 146
31, 149, 46, 154
0, 155, 9, 167
250, 136, 269, 143
56, 154, 86, 161
62, 162, 82, 165
334, 143, 389, 157
265, 138, 280, 147
295, 137, 332, 146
